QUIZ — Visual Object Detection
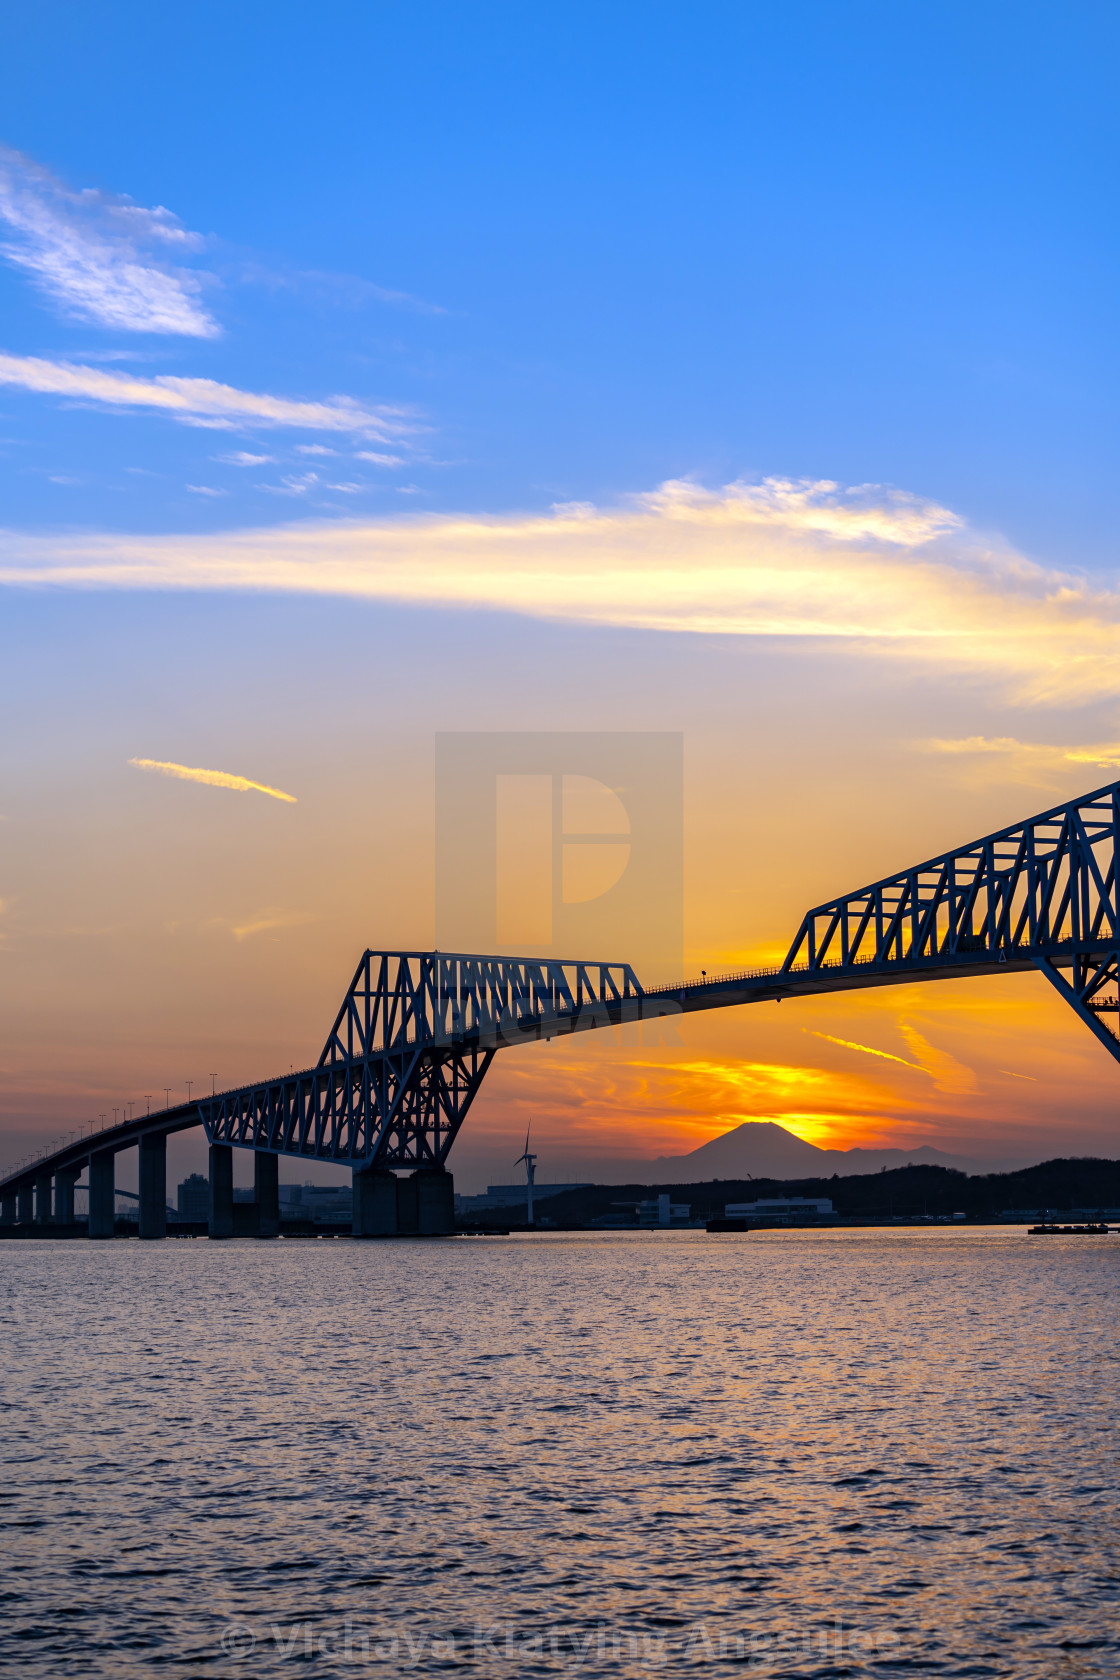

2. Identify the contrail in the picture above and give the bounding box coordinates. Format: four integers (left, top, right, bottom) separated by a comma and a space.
128, 758, 297, 803
808, 1029, 927, 1072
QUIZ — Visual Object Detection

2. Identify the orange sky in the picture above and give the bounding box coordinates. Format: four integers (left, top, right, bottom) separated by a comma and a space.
3, 483, 1120, 1190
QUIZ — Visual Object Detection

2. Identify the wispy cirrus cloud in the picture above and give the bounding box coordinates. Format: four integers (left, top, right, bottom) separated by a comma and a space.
918, 735, 1120, 784
899, 1025, 977, 1095
808, 1030, 927, 1072
241, 261, 448, 317
0, 352, 416, 440
4, 475, 1120, 703
228, 908, 315, 942
128, 758, 297, 802
0, 147, 217, 336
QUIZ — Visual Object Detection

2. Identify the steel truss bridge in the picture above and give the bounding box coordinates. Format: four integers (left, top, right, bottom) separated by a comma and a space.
4, 780, 1120, 1234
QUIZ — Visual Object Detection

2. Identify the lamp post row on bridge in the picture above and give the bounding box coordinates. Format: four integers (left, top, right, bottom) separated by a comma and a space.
1, 1079, 212, 1188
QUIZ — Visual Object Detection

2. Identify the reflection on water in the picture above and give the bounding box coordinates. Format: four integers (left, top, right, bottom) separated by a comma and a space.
1, 1229, 1117, 1676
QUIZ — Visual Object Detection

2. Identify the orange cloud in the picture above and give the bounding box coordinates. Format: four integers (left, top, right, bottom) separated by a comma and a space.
128, 758, 297, 803
807, 1030, 926, 1072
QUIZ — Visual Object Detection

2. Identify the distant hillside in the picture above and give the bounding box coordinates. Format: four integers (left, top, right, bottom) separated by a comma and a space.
558, 1121, 1022, 1186
511, 1157, 1120, 1228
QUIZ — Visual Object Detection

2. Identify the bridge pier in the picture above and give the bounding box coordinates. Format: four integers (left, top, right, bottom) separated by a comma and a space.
350, 1168, 454, 1236
415, 1170, 455, 1235
396, 1174, 418, 1234
255, 1151, 279, 1238
138, 1134, 167, 1240
55, 1167, 81, 1226
0, 1191, 14, 1225
34, 1172, 52, 1224
88, 1149, 115, 1239
17, 1183, 33, 1224
352, 1167, 398, 1236
209, 1144, 233, 1239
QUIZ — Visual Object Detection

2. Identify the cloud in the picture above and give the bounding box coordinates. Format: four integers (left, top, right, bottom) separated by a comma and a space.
899, 1025, 977, 1095
918, 735, 1120, 784
256, 471, 320, 496
808, 1030, 927, 1072
4, 474, 1120, 703
0, 353, 415, 440
128, 758, 297, 802
228, 908, 315, 942
0, 146, 217, 336
186, 484, 227, 497
242, 262, 448, 316
217, 451, 274, 467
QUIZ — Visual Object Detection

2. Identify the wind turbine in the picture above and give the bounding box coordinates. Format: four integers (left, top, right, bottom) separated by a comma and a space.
515, 1124, 538, 1226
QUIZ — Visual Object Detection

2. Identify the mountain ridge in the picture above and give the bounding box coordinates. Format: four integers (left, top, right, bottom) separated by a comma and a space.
516, 1121, 1025, 1188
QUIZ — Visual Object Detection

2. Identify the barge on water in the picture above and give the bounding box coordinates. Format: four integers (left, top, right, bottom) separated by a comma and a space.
1028, 1222, 1114, 1235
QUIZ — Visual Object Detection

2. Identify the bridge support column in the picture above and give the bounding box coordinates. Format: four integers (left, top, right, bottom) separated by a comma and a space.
17, 1183, 33, 1225
0, 1191, 14, 1225
34, 1173, 52, 1224
352, 1167, 397, 1237
55, 1167, 81, 1226
396, 1174, 418, 1234
88, 1150, 115, 1239
254, 1152, 279, 1238
209, 1144, 233, 1239
138, 1134, 167, 1240
413, 1170, 455, 1236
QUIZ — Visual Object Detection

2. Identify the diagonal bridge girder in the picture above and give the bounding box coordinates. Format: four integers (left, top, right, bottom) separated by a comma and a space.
4, 781, 1120, 1190
198, 778, 1120, 1171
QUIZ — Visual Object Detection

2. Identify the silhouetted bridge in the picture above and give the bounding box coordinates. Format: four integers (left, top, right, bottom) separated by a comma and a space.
4, 782, 1119, 1239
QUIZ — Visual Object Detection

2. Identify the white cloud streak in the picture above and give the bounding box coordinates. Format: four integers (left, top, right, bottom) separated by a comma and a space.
917, 735, 1120, 787
2, 476, 1118, 702
0, 147, 217, 336
0, 352, 415, 440
129, 758, 297, 802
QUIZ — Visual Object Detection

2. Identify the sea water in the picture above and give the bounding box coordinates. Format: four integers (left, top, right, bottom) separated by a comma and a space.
1, 1228, 1117, 1676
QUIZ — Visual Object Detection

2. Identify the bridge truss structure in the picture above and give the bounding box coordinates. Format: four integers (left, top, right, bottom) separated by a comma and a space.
3, 780, 1119, 1200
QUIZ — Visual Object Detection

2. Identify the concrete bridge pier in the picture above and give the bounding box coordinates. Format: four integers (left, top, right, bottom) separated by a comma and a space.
414, 1170, 455, 1235
88, 1150, 115, 1239
138, 1134, 167, 1240
396, 1173, 418, 1234
255, 1151, 279, 1238
55, 1167, 82, 1226
17, 1183, 33, 1225
351, 1168, 455, 1236
209, 1144, 233, 1239
352, 1166, 398, 1236
34, 1173, 52, 1224
0, 1191, 14, 1225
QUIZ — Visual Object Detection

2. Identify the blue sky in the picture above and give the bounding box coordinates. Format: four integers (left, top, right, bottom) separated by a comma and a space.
5, 1, 1120, 1183
2, 0, 1118, 559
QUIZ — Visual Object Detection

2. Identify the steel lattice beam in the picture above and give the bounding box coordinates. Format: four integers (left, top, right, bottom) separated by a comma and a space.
195, 955, 655, 1170
5, 782, 1120, 1194
774, 781, 1120, 1060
